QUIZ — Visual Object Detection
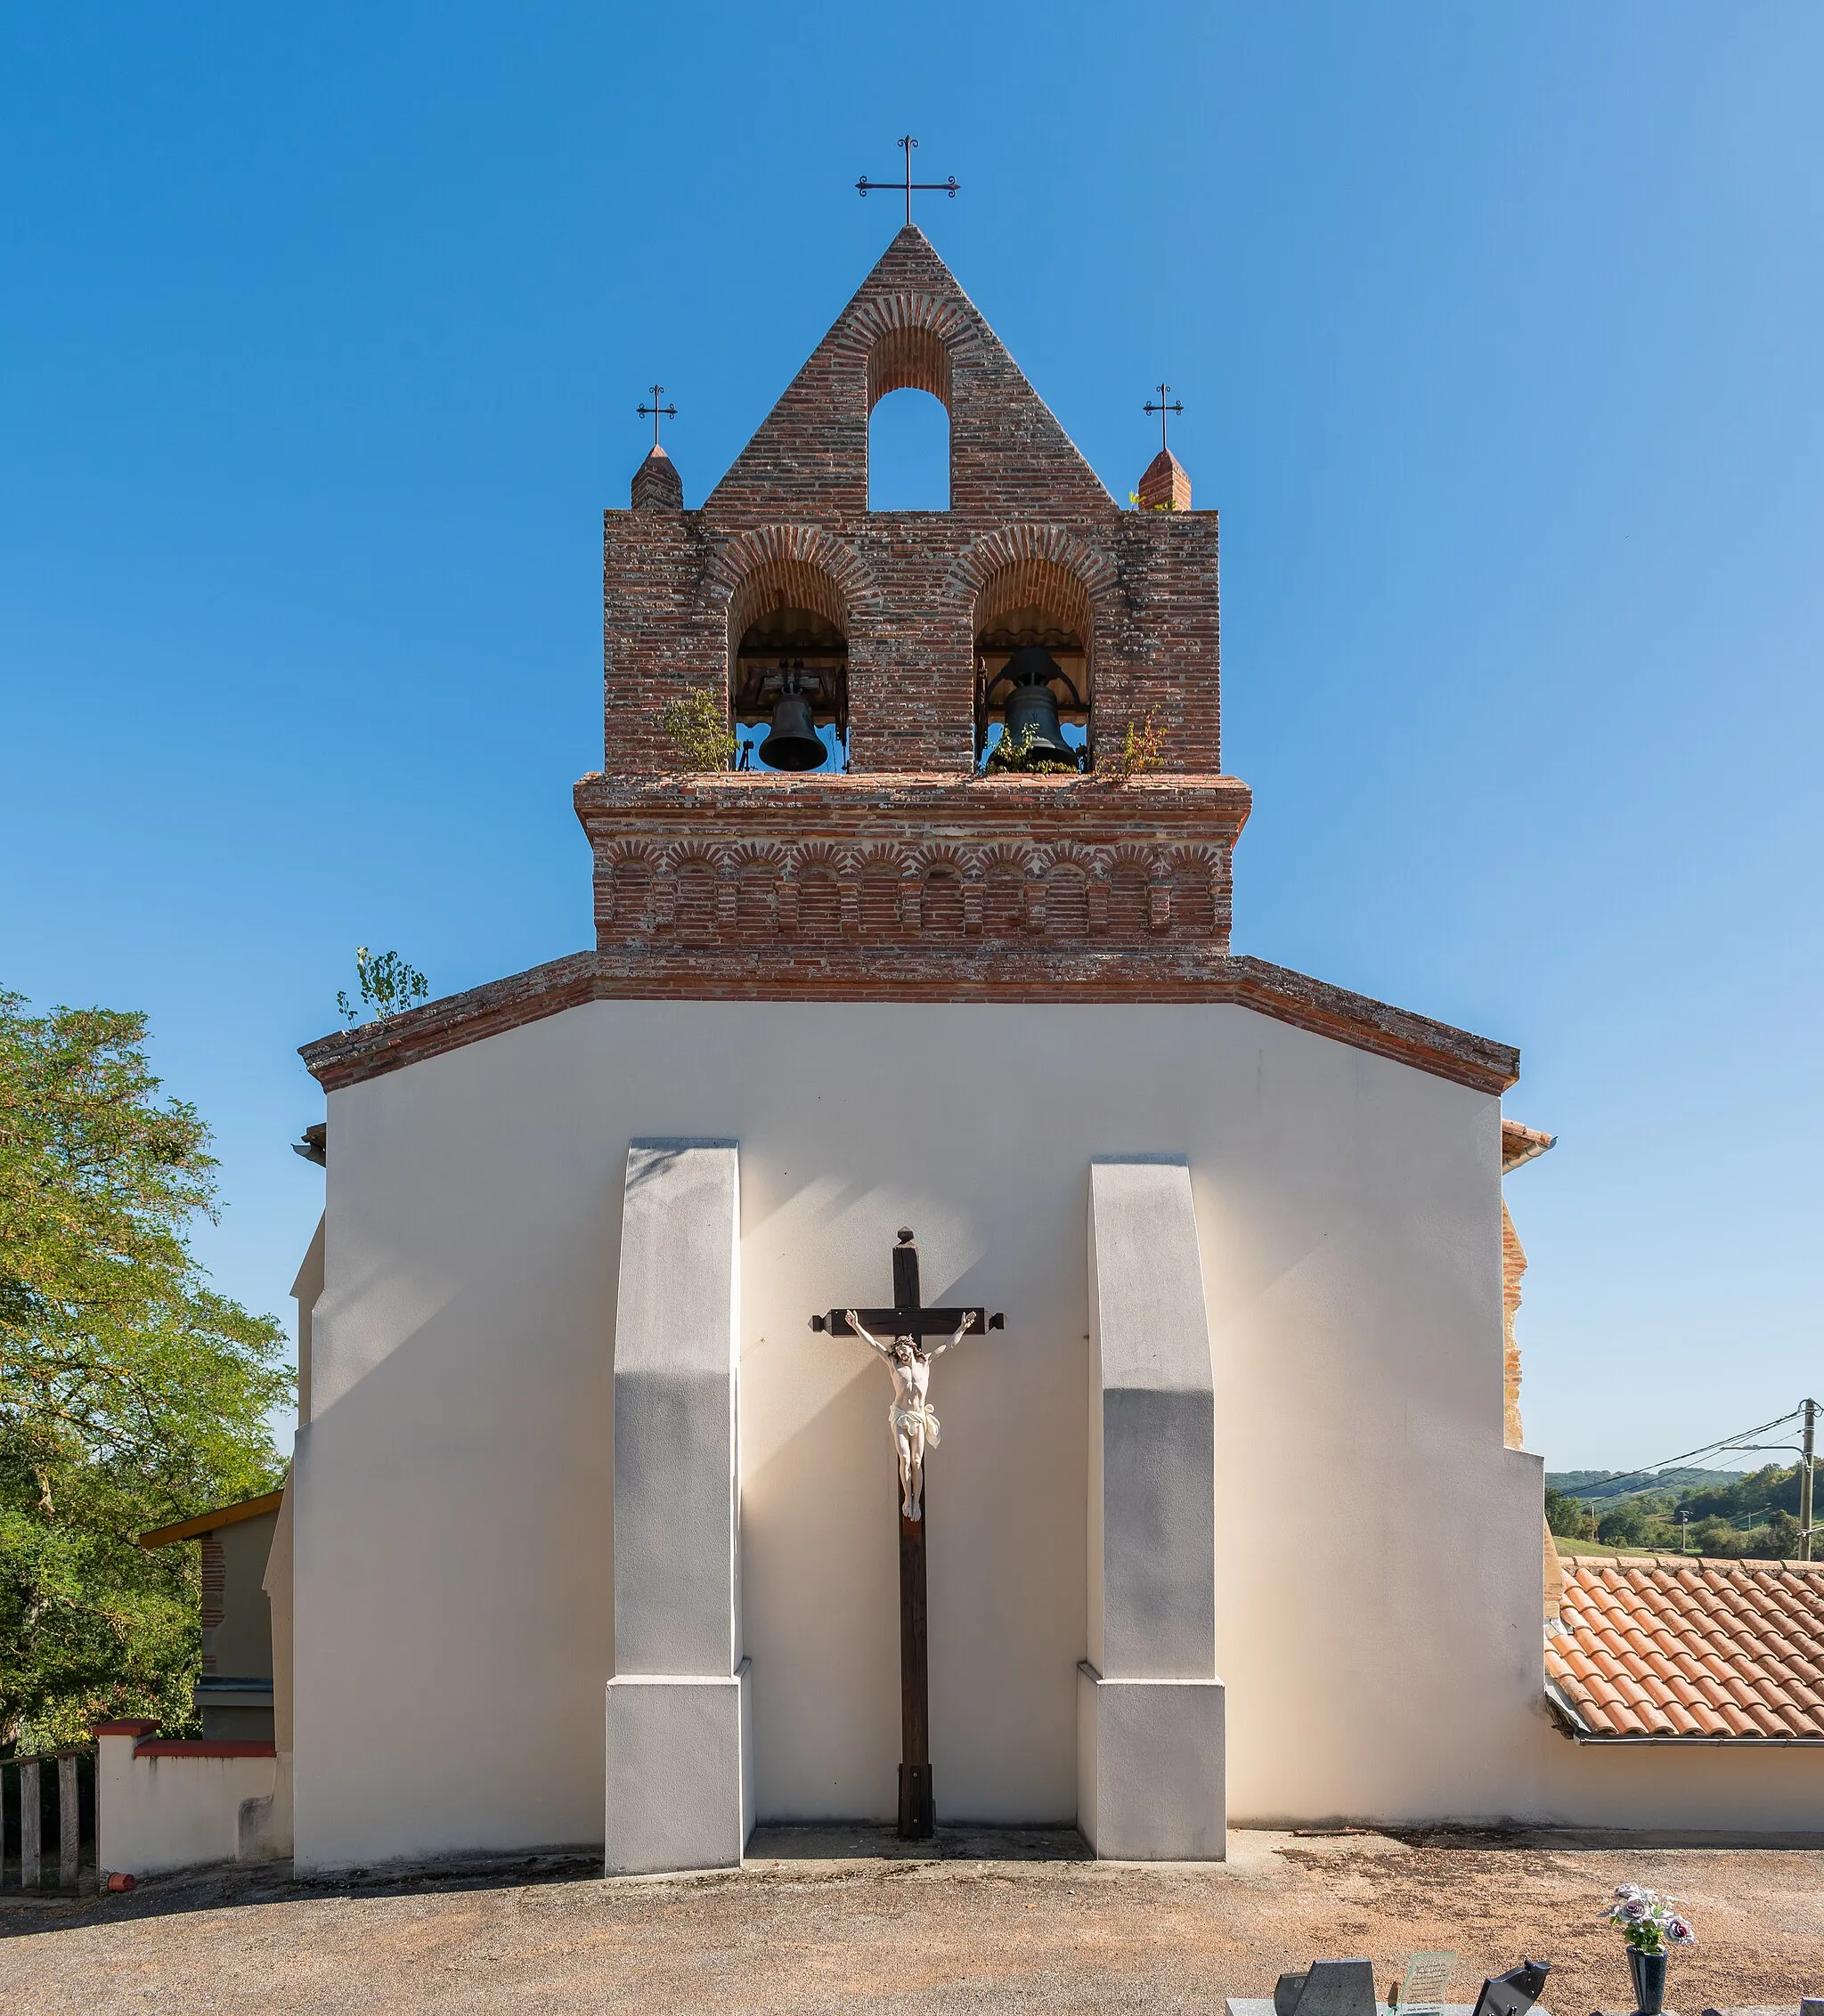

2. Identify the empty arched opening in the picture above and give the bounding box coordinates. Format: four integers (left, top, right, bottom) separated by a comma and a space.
867, 327, 952, 512
729, 561, 849, 774
973, 558, 1093, 774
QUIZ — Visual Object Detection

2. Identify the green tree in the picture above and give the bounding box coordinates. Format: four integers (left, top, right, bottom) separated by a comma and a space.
1690, 1514, 1747, 1557
1596, 1500, 1654, 1548
0, 989, 291, 1751
1544, 1488, 1594, 1540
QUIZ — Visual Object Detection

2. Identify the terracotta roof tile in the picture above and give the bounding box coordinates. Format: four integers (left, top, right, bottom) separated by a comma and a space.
1547, 1557, 1824, 1742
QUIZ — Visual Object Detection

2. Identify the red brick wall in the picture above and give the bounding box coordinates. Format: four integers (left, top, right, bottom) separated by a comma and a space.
200, 1535, 225, 1675
602, 226, 1222, 781
577, 770, 1247, 993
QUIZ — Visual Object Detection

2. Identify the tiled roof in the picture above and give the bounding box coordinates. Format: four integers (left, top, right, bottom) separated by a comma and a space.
1501, 1118, 1556, 1173
1546, 1554, 1824, 1741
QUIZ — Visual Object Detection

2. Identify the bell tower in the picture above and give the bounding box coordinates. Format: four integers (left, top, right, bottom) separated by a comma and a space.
582, 224, 1251, 1005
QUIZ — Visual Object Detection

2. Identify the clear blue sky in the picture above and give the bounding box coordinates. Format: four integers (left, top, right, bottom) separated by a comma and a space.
4, 5, 1820, 1470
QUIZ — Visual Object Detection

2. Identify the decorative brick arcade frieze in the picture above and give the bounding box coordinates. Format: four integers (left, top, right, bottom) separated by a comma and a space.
574, 770, 1250, 989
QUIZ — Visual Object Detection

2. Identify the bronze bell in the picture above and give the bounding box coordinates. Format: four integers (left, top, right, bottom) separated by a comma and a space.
757, 671, 826, 771
999, 645, 1078, 767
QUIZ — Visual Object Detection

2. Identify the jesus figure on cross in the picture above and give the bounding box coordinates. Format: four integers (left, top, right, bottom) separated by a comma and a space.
845, 1306, 978, 1521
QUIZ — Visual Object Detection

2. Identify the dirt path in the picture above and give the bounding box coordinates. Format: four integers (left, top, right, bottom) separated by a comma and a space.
3, 1827, 1821, 2014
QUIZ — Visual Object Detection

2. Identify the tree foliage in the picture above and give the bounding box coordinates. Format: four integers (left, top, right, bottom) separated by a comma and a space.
0, 989, 291, 1750
1550, 1459, 1812, 1560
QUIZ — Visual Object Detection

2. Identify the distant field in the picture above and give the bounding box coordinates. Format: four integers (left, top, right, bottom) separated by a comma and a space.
1546, 1467, 1747, 1498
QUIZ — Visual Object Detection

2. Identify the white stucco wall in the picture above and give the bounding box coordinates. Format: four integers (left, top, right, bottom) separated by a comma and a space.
1532, 1725, 1824, 1832
97, 1734, 277, 1877
292, 996, 1543, 1869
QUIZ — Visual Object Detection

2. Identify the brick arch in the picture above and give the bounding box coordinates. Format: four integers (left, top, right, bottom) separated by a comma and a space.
951, 527, 1120, 619
709, 526, 876, 653
970, 554, 1095, 645
851, 842, 909, 878
835, 293, 981, 412
909, 841, 970, 878
788, 839, 851, 876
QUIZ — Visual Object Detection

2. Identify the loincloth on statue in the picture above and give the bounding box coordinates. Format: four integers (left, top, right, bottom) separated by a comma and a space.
890, 1402, 940, 1446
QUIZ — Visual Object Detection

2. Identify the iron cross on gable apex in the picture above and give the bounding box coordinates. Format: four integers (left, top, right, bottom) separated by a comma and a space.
857, 136, 959, 228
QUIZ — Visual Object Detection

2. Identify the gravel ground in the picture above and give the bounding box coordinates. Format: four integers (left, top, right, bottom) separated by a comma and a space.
3, 1825, 1823, 2014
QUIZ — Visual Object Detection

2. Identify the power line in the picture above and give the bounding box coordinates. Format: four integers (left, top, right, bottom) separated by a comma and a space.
1561, 1407, 1809, 1503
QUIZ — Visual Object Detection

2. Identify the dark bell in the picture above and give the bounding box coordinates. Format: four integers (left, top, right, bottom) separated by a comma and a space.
758, 687, 826, 771
1000, 644, 1077, 765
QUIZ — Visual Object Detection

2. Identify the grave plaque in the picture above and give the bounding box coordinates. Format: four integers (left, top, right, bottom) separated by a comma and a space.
1396, 1953, 1457, 2015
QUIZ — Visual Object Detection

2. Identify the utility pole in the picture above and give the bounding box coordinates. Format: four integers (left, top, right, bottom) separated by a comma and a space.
1801, 1398, 1816, 1562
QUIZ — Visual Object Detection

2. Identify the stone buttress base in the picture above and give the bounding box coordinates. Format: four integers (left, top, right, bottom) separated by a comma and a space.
604, 1661, 753, 1875
1077, 1665, 1226, 1859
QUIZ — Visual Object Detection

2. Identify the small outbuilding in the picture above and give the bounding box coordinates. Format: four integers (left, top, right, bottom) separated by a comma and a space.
140, 1490, 283, 1741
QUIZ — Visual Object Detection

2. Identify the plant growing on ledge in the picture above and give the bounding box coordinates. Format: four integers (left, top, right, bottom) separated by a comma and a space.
984, 723, 1082, 776
1098, 711, 1165, 784
1127, 490, 1177, 512
656, 690, 737, 774
337, 947, 429, 1027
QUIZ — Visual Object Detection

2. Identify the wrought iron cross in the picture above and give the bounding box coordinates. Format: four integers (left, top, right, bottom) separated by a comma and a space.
857, 135, 959, 227
636, 385, 677, 448
1144, 383, 1185, 453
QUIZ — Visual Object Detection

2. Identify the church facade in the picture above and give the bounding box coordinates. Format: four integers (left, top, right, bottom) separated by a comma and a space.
266, 228, 1819, 1876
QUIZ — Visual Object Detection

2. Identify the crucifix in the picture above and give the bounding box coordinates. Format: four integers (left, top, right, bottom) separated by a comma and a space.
1144, 382, 1184, 453
636, 384, 677, 448
857, 135, 960, 228
812, 1228, 1003, 1838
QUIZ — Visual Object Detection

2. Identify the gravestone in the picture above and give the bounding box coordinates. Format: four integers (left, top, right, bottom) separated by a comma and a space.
1274, 1961, 1379, 2016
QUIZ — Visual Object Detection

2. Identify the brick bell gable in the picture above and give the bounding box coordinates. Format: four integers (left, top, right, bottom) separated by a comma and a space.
601, 223, 1220, 779
304, 227, 1521, 1098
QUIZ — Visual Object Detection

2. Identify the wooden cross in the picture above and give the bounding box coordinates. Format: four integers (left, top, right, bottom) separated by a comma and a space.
636, 384, 677, 448
1144, 382, 1184, 453
812, 1228, 1003, 1839
857, 135, 960, 228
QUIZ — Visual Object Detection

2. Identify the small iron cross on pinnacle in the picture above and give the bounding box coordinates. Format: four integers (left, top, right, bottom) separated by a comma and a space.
858, 135, 959, 227
636, 385, 677, 448
1144, 383, 1184, 453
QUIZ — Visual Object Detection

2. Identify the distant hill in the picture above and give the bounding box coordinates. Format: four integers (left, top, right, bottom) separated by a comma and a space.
1546, 1467, 1749, 1500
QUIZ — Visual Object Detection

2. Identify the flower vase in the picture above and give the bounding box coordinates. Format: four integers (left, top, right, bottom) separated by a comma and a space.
1627, 1946, 1668, 2015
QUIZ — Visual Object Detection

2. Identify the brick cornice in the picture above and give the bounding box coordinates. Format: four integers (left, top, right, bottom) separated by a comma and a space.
573, 768, 1253, 833
298, 945, 1518, 1096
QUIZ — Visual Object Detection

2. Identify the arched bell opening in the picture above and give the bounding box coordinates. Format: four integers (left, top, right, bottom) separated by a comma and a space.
973, 559, 1093, 776
729, 565, 850, 774
867, 327, 953, 515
